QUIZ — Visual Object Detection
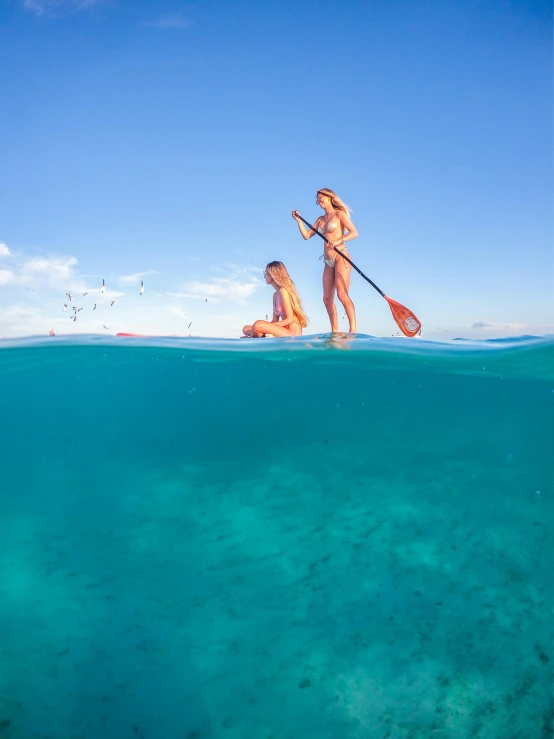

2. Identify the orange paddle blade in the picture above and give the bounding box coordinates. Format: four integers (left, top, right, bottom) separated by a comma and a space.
385, 296, 421, 337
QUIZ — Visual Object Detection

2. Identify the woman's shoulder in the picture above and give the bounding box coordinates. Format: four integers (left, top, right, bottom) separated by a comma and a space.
336, 208, 353, 224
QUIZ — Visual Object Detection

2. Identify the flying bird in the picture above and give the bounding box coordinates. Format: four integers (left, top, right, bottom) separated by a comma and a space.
63, 304, 67, 312
139, 280, 144, 295
101, 279, 105, 294
73, 315, 77, 322
83, 292, 88, 296
66, 292, 72, 301
111, 301, 115, 306
49, 329, 55, 336
93, 304, 97, 310
103, 325, 109, 329
188, 322, 192, 329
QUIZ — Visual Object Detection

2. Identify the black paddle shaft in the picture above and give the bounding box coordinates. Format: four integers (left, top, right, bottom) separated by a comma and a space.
296, 214, 385, 298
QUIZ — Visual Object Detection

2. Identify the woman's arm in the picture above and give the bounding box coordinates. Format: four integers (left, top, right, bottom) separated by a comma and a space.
292, 210, 321, 240
276, 288, 296, 328
334, 211, 359, 246
269, 294, 279, 323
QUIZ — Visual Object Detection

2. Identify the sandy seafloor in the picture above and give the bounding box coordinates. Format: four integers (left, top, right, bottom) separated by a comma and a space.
0, 334, 552, 738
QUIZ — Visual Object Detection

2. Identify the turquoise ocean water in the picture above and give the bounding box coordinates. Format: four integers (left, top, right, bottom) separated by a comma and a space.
0, 334, 552, 739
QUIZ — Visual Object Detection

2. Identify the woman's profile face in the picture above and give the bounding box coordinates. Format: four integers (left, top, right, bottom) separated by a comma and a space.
263, 268, 272, 284
316, 193, 330, 207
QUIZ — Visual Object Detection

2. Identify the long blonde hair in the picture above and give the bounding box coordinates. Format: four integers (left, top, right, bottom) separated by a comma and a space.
317, 187, 352, 214
266, 261, 309, 328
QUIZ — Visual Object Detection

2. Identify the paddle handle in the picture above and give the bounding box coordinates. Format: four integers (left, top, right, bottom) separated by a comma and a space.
296, 214, 385, 298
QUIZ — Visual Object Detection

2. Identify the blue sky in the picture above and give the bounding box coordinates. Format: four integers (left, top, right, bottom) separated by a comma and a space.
0, 0, 552, 339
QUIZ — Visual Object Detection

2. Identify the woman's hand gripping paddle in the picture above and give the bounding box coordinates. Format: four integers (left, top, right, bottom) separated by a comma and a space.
297, 214, 422, 337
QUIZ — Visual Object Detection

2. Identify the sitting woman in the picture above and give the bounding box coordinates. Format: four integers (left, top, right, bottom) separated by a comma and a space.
242, 261, 308, 338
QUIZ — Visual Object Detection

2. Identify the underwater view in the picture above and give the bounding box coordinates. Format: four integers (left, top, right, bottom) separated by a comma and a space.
0, 334, 552, 739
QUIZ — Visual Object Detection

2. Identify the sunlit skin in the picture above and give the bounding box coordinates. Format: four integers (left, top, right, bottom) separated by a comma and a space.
292, 193, 359, 333
242, 268, 303, 338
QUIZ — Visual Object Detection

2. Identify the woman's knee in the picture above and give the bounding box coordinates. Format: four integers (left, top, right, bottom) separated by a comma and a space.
323, 294, 334, 309
337, 289, 352, 305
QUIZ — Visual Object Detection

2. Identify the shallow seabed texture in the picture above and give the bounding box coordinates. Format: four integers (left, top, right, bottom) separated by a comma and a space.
0, 335, 553, 738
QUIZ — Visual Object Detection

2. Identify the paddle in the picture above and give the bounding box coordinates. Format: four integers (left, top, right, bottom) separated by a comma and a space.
296, 214, 422, 337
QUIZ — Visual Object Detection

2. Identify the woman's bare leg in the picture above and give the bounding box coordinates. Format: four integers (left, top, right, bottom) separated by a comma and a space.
335, 256, 356, 333
322, 265, 338, 332
242, 324, 265, 338
252, 320, 301, 337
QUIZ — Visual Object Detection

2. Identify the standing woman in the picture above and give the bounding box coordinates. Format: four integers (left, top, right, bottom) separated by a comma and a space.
292, 188, 358, 333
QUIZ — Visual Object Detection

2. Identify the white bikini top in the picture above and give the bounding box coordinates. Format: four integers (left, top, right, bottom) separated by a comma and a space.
319, 211, 341, 235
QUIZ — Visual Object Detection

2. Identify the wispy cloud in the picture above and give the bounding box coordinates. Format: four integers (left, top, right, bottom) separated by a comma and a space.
0, 253, 124, 297
20, 255, 78, 286
3, 305, 42, 321
119, 271, 159, 284
471, 321, 527, 332
182, 266, 262, 304
0, 243, 11, 258
167, 305, 189, 319
0, 254, 79, 290
147, 14, 194, 30
428, 321, 547, 341
23, 0, 104, 15
0, 269, 15, 287
0, 305, 45, 337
